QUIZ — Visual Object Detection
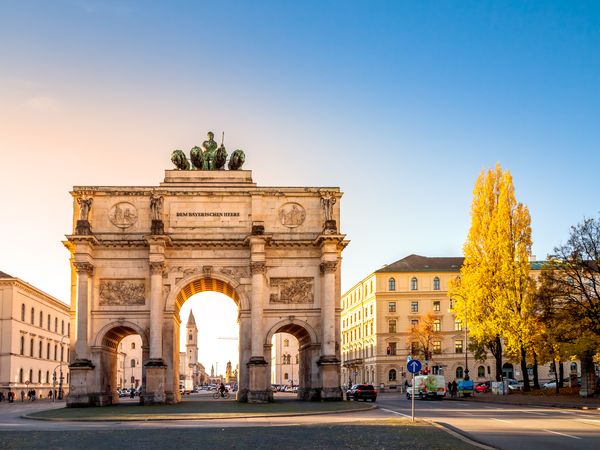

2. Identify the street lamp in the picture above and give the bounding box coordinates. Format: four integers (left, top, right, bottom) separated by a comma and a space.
53, 335, 68, 401
463, 305, 470, 381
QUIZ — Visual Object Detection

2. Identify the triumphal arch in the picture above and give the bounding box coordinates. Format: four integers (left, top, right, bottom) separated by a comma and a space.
65, 134, 347, 406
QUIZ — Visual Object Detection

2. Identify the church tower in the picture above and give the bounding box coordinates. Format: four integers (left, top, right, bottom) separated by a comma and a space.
186, 311, 198, 364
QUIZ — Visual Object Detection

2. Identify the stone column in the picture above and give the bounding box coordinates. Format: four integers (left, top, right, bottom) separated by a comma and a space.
73, 261, 93, 362
144, 260, 167, 404
247, 236, 269, 403
317, 238, 343, 401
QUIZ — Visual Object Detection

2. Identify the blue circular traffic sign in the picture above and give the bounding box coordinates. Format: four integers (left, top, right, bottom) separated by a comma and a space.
407, 359, 422, 374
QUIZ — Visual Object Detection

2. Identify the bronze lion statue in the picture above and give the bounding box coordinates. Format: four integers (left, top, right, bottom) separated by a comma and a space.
171, 149, 190, 170
190, 146, 203, 170
228, 149, 246, 170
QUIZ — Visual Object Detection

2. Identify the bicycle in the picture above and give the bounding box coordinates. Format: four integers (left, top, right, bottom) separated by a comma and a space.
212, 390, 230, 399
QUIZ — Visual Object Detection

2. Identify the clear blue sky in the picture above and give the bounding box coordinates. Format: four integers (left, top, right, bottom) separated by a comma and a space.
1, 0, 599, 302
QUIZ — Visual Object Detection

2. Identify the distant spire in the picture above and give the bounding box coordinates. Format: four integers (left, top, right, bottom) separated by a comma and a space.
187, 310, 197, 327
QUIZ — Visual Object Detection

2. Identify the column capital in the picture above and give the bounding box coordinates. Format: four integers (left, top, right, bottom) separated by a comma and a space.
73, 261, 94, 275
250, 261, 267, 275
149, 261, 165, 275
320, 261, 338, 275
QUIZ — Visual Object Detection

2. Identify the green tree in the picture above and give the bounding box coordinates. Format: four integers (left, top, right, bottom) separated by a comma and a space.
451, 164, 534, 388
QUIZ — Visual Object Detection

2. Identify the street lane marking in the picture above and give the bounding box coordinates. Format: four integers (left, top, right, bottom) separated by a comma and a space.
576, 418, 600, 425
490, 418, 512, 424
523, 411, 547, 415
380, 408, 412, 419
542, 429, 582, 440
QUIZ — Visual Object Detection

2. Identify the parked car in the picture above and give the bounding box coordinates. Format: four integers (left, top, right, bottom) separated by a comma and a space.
346, 384, 377, 402
542, 378, 571, 389
506, 378, 523, 391
475, 381, 491, 393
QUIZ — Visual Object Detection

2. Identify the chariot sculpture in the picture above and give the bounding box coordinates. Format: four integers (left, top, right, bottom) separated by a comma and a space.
171, 131, 246, 171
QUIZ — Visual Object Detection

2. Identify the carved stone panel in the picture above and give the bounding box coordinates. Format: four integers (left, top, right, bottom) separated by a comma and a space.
99, 279, 146, 305
108, 202, 138, 229
269, 277, 314, 304
278, 202, 306, 228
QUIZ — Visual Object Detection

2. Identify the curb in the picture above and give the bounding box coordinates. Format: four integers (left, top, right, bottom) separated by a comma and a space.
22, 404, 377, 422
429, 420, 497, 450
447, 396, 600, 412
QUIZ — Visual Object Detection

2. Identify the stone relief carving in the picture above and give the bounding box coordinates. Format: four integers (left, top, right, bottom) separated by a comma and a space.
150, 194, 164, 221
77, 196, 93, 221
218, 266, 250, 281
73, 261, 94, 274
269, 277, 314, 304
320, 261, 338, 274
320, 191, 336, 222
99, 279, 145, 306
250, 262, 267, 275
279, 202, 306, 228
109, 202, 138, 229
202, 265, 213, 278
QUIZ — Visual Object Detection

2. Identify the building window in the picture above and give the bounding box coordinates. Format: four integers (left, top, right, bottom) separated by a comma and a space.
388, 302, 396, 313
456, 366, 464, 379
189, 333, 193, 341
388, 278, 396, 291
433, 340, 442, 354
29, 369, 33, 384
21, 304, 25, 321
60, 346, 64, 362
449, 298, 454, 309
433, 301, 440, 312
132, 342, 136, 349
570, 362, 578, 374
47, 314, 51, 330
433, 319, 441, 332
410, 342, 418, 355
411, 319, 419, 327
284, 339, 289, 347
31, 307, 35, 324
455, 320, 462, 331
39, 311, 43, 327
295, 354, 299, 364
54, 317, 58, 332
38, 341, 42, 358
54, 345, 58, 361
20, 336, 25, 355
131, 359, 136, 368
433, 277, 440, 291
46, 370, 49, 383
455, 340, 463, 353
388, 342, 397, 356
30, 338, 34, 356
19, 368, 23, 383
47, 343, 50, 359
61, 320, 65, 335
284, 373, 288, 380
411, 277, 418, 290
388, 320, 396, 333
478, 365, 485, 377
67, 323, 70, 337
411, 301, 418, 313
38, 370, 42, 383
389, 369, 397, 381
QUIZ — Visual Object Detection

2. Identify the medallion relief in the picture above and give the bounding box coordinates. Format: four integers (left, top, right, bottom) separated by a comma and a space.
279, 202, 306, 228
99, 279, 145, 305
109, 202, 138, 229
269, 277, 314, 304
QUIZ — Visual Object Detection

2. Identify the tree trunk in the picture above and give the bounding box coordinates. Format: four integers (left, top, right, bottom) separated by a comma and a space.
532, 351, 540, 390
553, 359, 560, 395
580, 353, 596, 398
520, 346, 531, 392
489, 335, 503, 381
559, 362, 564, 387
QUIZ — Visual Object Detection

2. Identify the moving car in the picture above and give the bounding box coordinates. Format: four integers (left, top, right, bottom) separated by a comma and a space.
346, 384, 377, 402
406, 375, 446, 400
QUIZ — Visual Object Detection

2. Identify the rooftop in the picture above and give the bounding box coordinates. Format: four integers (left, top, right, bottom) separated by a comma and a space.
376, 254, 464, 273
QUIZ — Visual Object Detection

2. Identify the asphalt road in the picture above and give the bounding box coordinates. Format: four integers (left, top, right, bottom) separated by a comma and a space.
376, 393, 600, 450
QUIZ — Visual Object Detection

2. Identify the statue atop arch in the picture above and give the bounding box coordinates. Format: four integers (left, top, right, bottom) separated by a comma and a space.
173, 131, 245, 171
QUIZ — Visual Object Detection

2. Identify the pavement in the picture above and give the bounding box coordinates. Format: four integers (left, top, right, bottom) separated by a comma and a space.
449, 390, 600, 410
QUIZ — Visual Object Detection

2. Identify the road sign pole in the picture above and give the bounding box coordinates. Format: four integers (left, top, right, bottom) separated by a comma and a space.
411, 371, 415, 422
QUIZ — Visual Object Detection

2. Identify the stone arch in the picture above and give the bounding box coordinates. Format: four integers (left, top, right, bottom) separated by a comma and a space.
93, 320, 149, 350
165, 272, 249, 314
264, 318, 321, 400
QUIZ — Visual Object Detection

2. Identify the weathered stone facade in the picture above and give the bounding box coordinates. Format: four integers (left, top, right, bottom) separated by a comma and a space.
65, 170, 347, 406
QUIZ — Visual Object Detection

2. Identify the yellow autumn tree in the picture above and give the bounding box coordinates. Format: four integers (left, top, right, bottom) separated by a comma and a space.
450, 164, 534, 387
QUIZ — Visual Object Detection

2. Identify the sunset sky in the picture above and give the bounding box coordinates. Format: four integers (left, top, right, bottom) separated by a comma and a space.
1, 1, 599, 370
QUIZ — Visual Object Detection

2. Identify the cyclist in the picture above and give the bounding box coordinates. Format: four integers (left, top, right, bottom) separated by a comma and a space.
219, 382, 227, 398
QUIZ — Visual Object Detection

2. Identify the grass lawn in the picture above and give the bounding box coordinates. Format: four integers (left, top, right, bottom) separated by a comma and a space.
28, 398, 374, 421
3, 419, 477, 449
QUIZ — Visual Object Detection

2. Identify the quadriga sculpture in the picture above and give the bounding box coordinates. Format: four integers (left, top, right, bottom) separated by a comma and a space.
190, 146, 203, 170
171, 149, 191, 170
215, 144, 228, 170
228, 149, 246, 170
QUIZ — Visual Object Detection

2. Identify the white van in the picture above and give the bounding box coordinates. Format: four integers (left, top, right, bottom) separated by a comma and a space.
406, 375, 446, 400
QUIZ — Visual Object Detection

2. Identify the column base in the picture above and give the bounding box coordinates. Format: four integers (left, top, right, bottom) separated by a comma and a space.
66, 360, 97, 407
318, 355, 343, 401
143, 359, 167, 405
247, 356, 271, 403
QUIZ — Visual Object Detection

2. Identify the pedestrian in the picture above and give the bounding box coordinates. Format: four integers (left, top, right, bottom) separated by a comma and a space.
8, 391, 14, 403
0, 391, 4, 402
451, 380, 458, 398
448, 381, 452, 395
20, 390, 25, 402
32, 389, 36, 401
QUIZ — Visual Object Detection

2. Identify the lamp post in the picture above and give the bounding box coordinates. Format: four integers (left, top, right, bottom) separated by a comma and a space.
463, 306, 470, 381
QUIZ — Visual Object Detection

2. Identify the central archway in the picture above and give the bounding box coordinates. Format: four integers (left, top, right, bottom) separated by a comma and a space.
165, 274, 250, 402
